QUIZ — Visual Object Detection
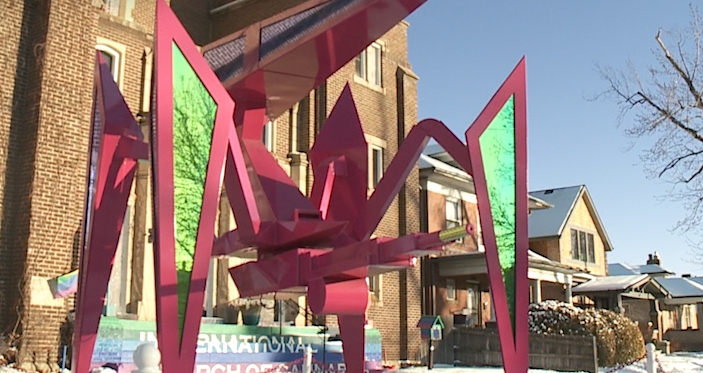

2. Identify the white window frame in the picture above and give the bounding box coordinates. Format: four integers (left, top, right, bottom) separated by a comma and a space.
570, 228, 596, 264
96, 45, 121, 82
370, 145, 383, 188
367, 275, 381, 299
101, 0, 135, 21
365, 134, 387, 191
445, 196, 463, 243
96, 38, 126, 90
262, 121, 274, 152
354, 41, 383, 88
445, 197, 462, 229
446, 278, 456, 301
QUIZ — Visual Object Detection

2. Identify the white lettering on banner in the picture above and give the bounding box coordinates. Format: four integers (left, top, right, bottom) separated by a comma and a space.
269, 336, 281, 353
194, 364, 345, 373
139, 331, 159, 346
136, 331, 322, 355
197, 334, 208, 353
238, 335, 253, 353
210, 335, 223, 353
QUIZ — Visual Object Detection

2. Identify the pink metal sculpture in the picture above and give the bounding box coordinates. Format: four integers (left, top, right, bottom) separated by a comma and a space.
72, 53, 148, 373
74, 1, 529, 373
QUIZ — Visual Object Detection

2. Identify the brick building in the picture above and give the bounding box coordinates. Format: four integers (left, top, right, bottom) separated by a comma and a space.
0, 0, 424, 368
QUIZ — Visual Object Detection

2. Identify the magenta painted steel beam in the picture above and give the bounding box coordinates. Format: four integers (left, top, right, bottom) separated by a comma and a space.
151, 2, 233, 372
202, 0, 428, 118
72, 52, 148, 373
465, 58, 528, 373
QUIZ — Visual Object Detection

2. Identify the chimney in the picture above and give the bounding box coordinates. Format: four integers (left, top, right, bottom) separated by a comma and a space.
646, 252, 661, 265
682, 274, 691, 278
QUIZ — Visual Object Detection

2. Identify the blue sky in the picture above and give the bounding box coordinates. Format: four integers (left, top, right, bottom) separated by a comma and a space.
407, 1, 699, 276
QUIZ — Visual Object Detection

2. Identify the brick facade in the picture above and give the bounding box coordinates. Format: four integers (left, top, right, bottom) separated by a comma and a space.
0, 0, 100, 368
1, 0, 424, 368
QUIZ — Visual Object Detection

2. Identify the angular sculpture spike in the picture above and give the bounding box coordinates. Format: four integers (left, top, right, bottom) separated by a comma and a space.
309, 84, 368, 242
152, 2, 233, 371
465, 57, 528, 373
72, 52, 148, 373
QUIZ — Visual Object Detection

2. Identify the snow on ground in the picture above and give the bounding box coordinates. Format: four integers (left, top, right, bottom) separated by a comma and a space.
397, 352, 703, 373
1, 352, 702, 373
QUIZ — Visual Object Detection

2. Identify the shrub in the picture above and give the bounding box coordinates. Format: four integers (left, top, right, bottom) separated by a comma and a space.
528, 300, 645, 367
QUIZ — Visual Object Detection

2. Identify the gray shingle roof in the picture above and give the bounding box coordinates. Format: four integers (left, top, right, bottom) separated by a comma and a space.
528, 186, 582, 239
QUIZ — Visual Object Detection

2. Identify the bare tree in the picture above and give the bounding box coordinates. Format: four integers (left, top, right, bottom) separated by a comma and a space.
597, 6, 703, 242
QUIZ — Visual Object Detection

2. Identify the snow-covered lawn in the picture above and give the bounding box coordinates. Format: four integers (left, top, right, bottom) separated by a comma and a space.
397, 351, 703, 373
1, 352, 702, 373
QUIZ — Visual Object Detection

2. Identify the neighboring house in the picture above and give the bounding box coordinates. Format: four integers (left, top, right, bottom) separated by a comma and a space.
578, 253, 703, 351
419, 150, 606, 362
529, 185, 614, 277
0, 0, 425, 367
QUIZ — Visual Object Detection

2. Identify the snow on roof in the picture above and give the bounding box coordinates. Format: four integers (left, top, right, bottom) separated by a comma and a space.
419, 153, 471, 181
608, 263, 638, 276
572, 274, 649, 293
609, 263, 674, 276
655, 277, 703, 298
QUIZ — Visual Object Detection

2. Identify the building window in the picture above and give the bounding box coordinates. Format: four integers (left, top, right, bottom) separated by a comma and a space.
446, 279, 456, 301
466, 284, 479, 326
103, 0, 121, 16
101, 0, 135, 21
355, 42, 382, 87
262, 121, 273, 152
570, 228, 595, 263
96, 45, 120, 82
371, 145, 383, 187
445, 197, 462, 229
368, 275, 380, 296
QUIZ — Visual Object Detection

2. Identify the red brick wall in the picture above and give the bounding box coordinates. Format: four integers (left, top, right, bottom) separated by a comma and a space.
0, 0, 100, 367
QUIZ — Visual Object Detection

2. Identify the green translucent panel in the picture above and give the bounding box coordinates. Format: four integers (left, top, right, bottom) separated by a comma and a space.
479, 95, 516, 326
172, 42, 217, 339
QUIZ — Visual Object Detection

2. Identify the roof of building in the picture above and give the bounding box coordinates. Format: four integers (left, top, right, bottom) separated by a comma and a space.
419, 153, 471, 182
528, 185, 613, 251
419, 148, 552, 210
572, 274, 649, 293
654, 277, 703, 298
609, 263, 675, 276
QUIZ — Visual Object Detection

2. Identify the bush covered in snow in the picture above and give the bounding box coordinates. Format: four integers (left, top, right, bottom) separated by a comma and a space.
528, 300, 645, 367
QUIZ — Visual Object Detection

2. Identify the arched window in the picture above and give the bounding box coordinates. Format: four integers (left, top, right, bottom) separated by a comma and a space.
96, 44, 120, 82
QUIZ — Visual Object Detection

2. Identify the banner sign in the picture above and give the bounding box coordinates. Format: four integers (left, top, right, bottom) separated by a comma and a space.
91, 317, 383, 373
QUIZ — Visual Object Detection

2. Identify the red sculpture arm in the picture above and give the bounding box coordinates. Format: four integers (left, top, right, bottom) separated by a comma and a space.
354, 118, 473, 240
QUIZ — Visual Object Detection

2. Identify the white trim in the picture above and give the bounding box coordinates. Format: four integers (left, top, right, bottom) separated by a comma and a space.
96, 38, 127, 90
446, 278, 456, 301
426, 180, 477, 203
262, 121, 274, 152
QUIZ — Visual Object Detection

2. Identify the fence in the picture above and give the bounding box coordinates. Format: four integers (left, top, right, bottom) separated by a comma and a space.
453, 327, 598, 373
663, 329, 703, 352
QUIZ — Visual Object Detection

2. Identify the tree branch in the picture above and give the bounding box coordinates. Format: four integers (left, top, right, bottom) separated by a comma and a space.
656, 30, 703, 109
632, 91, 703, 144
659, 149, 703, 177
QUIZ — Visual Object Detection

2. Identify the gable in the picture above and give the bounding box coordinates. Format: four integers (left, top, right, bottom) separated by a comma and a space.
529, 185, 613, 252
